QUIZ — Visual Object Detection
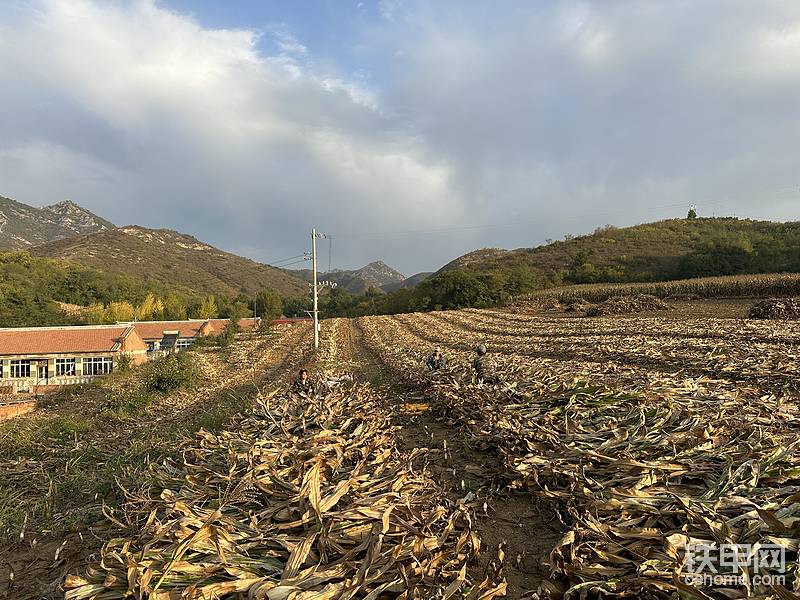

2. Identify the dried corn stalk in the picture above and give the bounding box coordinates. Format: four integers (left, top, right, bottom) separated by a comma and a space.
66, 382, 502, 599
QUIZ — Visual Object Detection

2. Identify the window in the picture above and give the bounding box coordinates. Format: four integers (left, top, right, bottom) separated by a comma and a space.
10, 360, 31, 379
83, 357, 113, 376
56, 358, 76, 377
176, 339, 194, 349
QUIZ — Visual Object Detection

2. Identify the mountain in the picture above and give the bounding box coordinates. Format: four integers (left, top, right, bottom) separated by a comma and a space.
32, 226, 309, 298
437, 218, 800, 283
290, 261, 405, 295
381, 271, 433, 293
0, 196, 113, 249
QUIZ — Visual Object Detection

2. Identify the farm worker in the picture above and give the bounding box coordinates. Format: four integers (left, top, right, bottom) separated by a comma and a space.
473, 344, 497, 384
292, 369, 317, 396
425, 346, 448, 371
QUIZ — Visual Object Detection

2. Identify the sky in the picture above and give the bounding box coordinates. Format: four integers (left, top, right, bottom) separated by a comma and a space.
1, 0, 799, 275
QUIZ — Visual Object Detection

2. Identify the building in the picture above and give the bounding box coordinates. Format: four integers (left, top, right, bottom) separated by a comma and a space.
0, 324, 148, 394
0, 318, 265, 395
133, 318, 260, 353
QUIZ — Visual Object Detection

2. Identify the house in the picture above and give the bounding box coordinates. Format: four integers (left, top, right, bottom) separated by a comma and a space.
0, 318, 263, 395
132, 318, 260, 353
0, 324, 148, 394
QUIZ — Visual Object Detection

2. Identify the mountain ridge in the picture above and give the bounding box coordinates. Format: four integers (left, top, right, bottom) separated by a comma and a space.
435, 217, 800, 283
0, 195, 113, 249
290, 260, 405, 295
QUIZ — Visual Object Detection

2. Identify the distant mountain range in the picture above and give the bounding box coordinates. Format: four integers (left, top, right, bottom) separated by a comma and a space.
0, 196, 113, 249
0, 194, 421, 301
289, 261, 406, 294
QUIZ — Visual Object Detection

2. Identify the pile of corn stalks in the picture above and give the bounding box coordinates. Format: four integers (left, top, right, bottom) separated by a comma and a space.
582, 294, 671, 317
749, 298, 800, 320
358, 311, 800, 599
65, 383, 505, 599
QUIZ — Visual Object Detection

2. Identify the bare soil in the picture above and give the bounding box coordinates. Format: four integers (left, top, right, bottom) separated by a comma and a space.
345, 320, 564, 597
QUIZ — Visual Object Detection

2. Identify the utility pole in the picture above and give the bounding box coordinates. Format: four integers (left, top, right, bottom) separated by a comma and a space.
312, 228, 319, 349
310, 228, 328, 349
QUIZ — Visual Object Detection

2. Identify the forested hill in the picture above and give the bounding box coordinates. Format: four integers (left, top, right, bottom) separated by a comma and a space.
32, 226, 309, 298
317, 217, 800, 316
439, 218, 800, 284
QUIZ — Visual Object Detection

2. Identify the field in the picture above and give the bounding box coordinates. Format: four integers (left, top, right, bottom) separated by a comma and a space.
3, 299, 800, 599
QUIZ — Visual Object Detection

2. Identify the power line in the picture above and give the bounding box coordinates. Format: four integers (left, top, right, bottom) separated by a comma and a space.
272, 258, 309, 268
267, 254, 305, 264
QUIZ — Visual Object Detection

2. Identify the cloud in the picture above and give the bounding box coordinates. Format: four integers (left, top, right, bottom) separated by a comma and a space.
0, 0, 459, 272
1, 0, 799, 274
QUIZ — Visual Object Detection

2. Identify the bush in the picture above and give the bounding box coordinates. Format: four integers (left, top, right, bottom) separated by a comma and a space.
104, 384, 154, 414
216, 316, 241, 348
145, 352, 196, 393
116, 353, 133, 373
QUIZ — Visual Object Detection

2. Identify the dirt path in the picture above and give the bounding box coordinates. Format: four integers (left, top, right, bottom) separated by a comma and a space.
339, 319, 562, 598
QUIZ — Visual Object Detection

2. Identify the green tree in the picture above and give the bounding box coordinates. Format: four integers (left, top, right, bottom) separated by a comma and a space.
255, 289, 283, 321
162, 293, 187, 320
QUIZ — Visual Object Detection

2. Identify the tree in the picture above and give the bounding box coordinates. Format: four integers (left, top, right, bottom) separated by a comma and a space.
162, 293, 187, 320
195, 295, 218, 319
687, 207, 697, 219
106, 301, 136, 322
255, 289, 283, 321
135, 293, 163, 321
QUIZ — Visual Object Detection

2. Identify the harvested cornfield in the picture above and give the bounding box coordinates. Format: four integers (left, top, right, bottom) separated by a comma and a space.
65, 382, 505, 600
582, 293, 671, 316
749, 297, 800, 320
356, 307, 800, 599
525, 272, 800, 305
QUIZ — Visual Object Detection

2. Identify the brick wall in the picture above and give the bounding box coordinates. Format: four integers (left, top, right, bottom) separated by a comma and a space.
0, 401, 35, 420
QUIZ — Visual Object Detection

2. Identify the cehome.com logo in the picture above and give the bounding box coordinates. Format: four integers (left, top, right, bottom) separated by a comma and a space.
684, 543, 786, 587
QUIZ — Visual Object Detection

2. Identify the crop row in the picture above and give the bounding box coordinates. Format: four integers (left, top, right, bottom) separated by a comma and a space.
357, 311, 800, 599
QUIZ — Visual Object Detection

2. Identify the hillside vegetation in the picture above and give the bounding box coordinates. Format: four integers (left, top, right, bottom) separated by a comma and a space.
33, 226, 308, 298
311, 218, 800, 315
444, 218, 800, 281
0, 252, 287, 327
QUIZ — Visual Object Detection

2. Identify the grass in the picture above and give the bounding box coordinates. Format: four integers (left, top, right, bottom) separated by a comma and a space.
0, 350, 247, 540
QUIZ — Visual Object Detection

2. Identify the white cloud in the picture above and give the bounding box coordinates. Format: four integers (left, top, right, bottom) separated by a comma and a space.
0, 0, 458, 271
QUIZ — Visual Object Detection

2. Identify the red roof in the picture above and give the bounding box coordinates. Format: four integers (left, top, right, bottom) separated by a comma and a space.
132, 320, 209, 340
0, 325, 145, 356
133, 318, 259, 340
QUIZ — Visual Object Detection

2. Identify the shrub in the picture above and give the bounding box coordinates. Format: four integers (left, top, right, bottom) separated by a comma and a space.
116, 353, 133, 373
104, 384, 154, 414
145, 352, 196, 393
216, 316, 241, 348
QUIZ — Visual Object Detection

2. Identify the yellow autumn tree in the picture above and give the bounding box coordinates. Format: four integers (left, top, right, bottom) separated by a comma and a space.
84, 303, 107, 325
196, 295, 218, 319
135, 293, 164, 321
105, 301, 136, 323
